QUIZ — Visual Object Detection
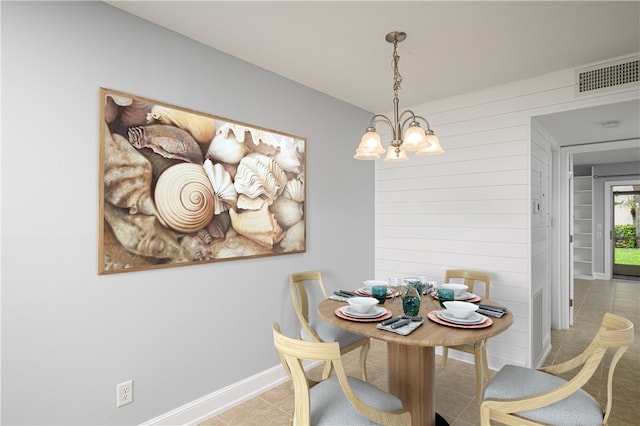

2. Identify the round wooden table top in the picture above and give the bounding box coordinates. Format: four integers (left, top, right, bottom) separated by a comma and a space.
318, 295, 514, 347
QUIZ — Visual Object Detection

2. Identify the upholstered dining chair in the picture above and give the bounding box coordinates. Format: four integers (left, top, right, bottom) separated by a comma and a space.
273, 323, 411, 426
441, 269, 491, 402
290, 271, 370, 381
480, 312, 634, 426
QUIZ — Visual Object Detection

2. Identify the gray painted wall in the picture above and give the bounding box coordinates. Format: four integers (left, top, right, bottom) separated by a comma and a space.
1, 2, 374, 424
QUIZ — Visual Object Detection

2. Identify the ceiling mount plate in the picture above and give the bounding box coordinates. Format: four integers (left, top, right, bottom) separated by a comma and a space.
385, 31, 406, 44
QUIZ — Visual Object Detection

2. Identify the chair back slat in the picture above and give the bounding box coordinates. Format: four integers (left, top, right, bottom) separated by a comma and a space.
290, 271, 327, 342
444, 269, 490, 298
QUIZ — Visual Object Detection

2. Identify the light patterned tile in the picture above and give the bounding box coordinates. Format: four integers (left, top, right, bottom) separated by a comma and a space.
198, 416, 227, 426
258, 381, 294, 408
434, 388, 472, 420
215, 397, 290, 425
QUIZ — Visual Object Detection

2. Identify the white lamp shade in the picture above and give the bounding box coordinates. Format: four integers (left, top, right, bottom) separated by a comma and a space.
358, 130, 385, 155
416, 133, 444, 155
383, 145, 409, 162
353, 149, 381, 160
402, 125, 428, 151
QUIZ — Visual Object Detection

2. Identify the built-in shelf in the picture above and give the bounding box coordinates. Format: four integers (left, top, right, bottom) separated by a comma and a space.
573, 175, 593, 278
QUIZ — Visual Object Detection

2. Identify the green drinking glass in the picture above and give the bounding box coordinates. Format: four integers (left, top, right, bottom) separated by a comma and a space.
372, 285, 387, 304
437, 288, 455, 309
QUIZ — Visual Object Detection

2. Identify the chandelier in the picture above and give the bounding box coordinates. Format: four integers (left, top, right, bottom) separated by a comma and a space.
354, 31, 444, 162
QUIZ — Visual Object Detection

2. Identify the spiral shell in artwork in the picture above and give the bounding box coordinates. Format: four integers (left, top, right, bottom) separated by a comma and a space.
229, 204, 284, 248
234, 153, 288, 209
203, 159, 238, 215
154, 163, 215, 233
147, 105, 216, 145
128, 124, 204, 164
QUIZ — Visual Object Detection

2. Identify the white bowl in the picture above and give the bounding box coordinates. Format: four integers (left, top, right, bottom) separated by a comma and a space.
440, 283, 468, 297
443, 301, 478, 319
348, 296, 379, 313
363, 280, 387, 291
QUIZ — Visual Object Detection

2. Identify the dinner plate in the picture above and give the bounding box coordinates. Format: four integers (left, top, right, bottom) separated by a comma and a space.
437, 310, 486, 325
340, 306, 387, 319
427, 310, 493, 329
430, 291, 481, 303
455, 292, 477, 301
335, 307, 392, 322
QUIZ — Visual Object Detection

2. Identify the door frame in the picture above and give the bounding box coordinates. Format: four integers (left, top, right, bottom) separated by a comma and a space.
558, 139, 640, 329
605, 179, 640, 278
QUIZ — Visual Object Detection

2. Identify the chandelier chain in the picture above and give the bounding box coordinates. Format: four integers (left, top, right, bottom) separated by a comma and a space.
392, 40, 402, 99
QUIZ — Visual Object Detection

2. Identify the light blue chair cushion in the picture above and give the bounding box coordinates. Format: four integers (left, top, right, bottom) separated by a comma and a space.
301, 320, 365, 347
309, 375, 404, 425
484, 365, 603, 426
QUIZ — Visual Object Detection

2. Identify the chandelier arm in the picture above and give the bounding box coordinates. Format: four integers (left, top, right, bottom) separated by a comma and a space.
368, 114, 398, 139
412, 115, 434, 131
399, 110, 419, 131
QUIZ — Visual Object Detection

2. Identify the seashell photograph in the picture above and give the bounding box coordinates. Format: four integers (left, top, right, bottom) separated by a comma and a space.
99, 87, 306, 274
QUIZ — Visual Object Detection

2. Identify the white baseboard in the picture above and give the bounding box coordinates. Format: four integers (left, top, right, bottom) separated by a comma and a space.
143, 361, 320, 426
593, 272, 606, 280
532, 333, 552, 369
574, 273, 594, 280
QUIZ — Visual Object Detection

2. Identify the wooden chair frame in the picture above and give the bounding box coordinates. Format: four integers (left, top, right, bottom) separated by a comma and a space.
480, 313, 634, 426
441, 269, 491, 402
273, 323, 411, 426
290, 271, 370, 381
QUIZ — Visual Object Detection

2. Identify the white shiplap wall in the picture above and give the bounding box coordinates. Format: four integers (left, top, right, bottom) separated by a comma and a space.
531, 119, 553, 366
375, 57, 640, 369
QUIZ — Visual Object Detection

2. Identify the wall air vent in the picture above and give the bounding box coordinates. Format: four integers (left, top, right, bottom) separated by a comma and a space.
575, 56, 639, 96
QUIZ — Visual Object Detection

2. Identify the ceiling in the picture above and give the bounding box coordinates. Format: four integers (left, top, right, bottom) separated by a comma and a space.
536, 100, 640, 165
106, 1, 640, 162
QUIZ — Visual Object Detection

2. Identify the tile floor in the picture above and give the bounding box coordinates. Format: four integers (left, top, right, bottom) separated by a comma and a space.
201, 278, 639, 425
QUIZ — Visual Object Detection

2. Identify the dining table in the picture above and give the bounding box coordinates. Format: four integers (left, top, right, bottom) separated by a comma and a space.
317, 293, 513, 426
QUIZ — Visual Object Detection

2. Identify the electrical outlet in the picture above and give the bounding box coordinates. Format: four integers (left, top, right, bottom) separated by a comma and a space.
117, 380, 134, 408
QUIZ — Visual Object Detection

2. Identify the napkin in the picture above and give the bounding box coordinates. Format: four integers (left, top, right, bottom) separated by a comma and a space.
377, 319, 424, 336
476, 304, 508, 318
329, 294, 351, 302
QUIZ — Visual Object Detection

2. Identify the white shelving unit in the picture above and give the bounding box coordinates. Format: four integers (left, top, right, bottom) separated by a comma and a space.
573, 175, 593, 278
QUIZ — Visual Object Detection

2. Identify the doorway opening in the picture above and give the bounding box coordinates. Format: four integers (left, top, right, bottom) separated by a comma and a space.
612, 185, 640, 279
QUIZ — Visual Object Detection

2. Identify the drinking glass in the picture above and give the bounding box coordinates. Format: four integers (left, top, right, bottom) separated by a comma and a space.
388, 277, 402, 300
372, 285, 387, 304
437, 288, 455, 309
417, 275, 429, 295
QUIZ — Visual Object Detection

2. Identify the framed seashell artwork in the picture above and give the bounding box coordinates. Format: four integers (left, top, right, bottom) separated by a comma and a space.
98, 87, 306, 274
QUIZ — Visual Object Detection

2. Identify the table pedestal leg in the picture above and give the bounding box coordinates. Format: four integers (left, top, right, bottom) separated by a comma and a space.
388, 343, 445, 426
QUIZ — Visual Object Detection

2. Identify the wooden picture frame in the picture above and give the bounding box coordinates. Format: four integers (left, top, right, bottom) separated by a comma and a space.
98, 88, 306, 274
